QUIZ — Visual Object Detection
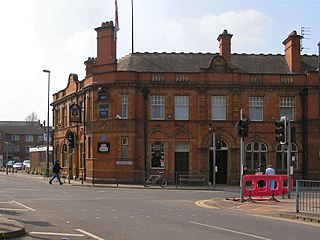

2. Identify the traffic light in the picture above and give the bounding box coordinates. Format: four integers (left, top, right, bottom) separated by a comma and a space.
236, 119, 249, 137
67, 131, 76, 148
275, 116, 287, 144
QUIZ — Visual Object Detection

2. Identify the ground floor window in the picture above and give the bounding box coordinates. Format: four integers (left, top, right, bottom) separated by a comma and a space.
121, 137, 128, 158
245, 141, 267, 170
276, 143, 298, 170
150, 141, 165, 168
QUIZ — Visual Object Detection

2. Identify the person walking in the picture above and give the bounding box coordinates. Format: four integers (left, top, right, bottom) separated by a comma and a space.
265, 164, 276, 189
49, 160, 63, 185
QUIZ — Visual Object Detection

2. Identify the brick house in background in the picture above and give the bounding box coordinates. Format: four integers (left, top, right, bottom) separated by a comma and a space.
52, 21, 319, 185
0, 121, 46, 166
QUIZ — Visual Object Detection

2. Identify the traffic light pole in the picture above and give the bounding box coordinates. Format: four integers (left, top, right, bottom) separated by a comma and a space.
212, 132, 216, 189
240, 109, 244, 203
287, 119, 291, 199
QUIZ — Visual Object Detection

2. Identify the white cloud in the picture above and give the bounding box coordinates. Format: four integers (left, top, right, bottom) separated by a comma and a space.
153, 9, 272, 53
65, 29, 96, 54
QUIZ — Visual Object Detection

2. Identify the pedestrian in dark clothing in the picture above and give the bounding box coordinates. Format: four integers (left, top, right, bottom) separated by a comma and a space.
49, 160, 63, 185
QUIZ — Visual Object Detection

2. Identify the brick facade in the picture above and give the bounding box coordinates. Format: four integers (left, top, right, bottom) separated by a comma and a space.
52, 21, 319, 185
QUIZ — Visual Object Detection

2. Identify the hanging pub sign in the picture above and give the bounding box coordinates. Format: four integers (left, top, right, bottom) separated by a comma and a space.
70, 104, 81, 122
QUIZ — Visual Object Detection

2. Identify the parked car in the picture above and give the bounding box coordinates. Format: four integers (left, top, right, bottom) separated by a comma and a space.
6, 160, 15, 168
22, 160, 30, 169
13, 162, 23, 170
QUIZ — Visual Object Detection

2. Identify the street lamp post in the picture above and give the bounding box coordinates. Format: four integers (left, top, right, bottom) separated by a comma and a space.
43, 69, 50, 178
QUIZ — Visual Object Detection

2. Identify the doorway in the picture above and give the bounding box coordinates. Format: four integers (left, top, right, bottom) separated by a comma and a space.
175, 152, 189, 174
209, 150, 228, 184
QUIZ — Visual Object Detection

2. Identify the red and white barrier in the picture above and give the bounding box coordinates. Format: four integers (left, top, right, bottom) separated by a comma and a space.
243, 174, 293, 201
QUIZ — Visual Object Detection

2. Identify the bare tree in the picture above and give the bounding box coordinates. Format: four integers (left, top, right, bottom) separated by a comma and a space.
25, 112, 39, 122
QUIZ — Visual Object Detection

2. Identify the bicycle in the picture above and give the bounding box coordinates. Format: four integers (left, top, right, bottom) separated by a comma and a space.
144, 171, 168, 188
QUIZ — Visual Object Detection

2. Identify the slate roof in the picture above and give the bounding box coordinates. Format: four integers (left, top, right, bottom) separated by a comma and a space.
117, 52, 318, 74
0, 121, 44, 135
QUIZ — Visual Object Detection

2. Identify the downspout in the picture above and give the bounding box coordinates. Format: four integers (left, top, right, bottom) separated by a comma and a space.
299, 88, 308, 179
141, 88, 150, 184
83, 93, 86, 181
52, 107, 55, 164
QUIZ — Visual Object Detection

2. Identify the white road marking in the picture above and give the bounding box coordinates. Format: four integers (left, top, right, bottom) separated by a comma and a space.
190, 221, 272, 240
0, 208, 28, 212
12, 201, 36, 211
30, 231, 84, 237
76, 228, 105, 240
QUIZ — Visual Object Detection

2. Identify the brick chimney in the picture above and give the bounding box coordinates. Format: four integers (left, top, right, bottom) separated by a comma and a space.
217, 29, 233, 66
282, 31, 302, 73
95, 21, 117, 66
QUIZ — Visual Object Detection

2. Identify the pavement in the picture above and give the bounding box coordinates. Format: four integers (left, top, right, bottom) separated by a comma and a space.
1, 173, 320, 239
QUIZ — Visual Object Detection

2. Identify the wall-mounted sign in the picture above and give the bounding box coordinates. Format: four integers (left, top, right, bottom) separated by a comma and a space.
99, 104, 109, 119
70, 104, 81, 122
116, 161, 133, 165
102, 135, 107, 141
98, 142, 110, 153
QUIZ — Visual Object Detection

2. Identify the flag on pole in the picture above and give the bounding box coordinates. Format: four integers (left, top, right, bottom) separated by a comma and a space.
115, 0, 120, 39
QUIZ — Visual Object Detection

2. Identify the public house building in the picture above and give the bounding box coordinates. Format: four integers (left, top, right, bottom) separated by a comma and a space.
52, 21, 319, 185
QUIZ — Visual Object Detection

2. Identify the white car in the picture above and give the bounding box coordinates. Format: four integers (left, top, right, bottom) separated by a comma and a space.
23, 160, 30, 169
13, 162, 23, 170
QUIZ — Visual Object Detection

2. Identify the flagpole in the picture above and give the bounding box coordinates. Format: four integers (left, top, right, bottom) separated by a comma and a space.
131, 0, 134, 53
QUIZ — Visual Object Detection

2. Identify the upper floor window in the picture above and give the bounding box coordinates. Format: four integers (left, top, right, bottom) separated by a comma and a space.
249, 97, 263, 121
56, 108, 61, 127
175, 96, 189, 120
280, 97, 294, 120
63, 107, 67, 128
80, 101, 85, 123
122, 95, 128, 119
25, 135, 33, 142
212, 96, 226, 120
150, 95, 165, 120
11, 135, 20, 141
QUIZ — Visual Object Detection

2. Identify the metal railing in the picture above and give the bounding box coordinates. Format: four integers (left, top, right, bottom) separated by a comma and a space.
296, 180, 320, 213
75, 169, 210, 188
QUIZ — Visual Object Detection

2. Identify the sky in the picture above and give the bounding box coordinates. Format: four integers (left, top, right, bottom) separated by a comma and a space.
0, 0, 319, 123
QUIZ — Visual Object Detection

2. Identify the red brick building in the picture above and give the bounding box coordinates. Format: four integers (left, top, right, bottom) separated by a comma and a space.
52, 21, 319, 185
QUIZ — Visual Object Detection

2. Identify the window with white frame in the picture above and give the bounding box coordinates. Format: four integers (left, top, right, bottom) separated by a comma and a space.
121, 137, 128, 158
56, 108, 61, 127
175, 96, 189, 120
150, 95, 165, 120
212, 96, 226, 120
25, 146, 31, 153
11, 135, 20, 141
249, 97, 263, 121
122, 95, 128, 119
25, 135, 33, 142
13, 145, 19, 153
276, 143, 298, 170
280, 97, 294, 120
245, 141, 267, 170
63, 107, 67, 128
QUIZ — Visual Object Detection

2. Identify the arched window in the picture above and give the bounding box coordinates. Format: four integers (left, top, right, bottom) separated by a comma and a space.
245, 141, 267, 170
55, 145, 60, 162
62, 144, 68, 167
276, 143, 298, 170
